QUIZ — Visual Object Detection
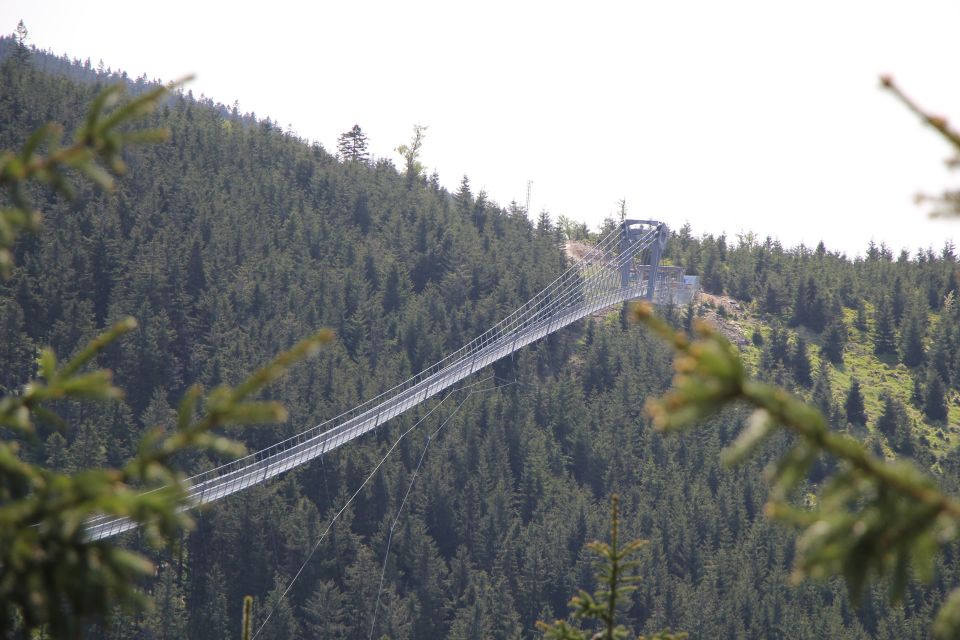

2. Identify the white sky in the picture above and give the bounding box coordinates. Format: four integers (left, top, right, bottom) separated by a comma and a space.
3, 0, 959, 257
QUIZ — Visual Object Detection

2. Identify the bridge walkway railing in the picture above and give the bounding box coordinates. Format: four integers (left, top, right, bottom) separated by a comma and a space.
83, 282, 660, 540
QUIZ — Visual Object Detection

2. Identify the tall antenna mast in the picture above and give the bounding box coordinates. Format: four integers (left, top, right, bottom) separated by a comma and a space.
525, 180, 533, 215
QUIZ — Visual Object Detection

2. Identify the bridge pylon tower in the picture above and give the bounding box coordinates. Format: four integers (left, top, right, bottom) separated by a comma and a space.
620, 219, 668, 300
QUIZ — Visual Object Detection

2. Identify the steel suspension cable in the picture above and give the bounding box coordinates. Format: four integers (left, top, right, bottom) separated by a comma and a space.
84, 222, 667, 538
251, 375, 499, 639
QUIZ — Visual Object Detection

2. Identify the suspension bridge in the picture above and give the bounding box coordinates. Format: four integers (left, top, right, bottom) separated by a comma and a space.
85, 219, 695, 540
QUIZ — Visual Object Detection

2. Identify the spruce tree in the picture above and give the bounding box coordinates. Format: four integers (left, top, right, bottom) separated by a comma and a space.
13, 20, 29, 65
821, 316, 848, 364
768, 324, 790, 365
945, 269, 959, 300
806, 278, 827, 332
899, 309, 927, 368
139, 562, 188, 639
913, 373, 926, 408
929, 305, 955, 385
892, 420, 917, 457
790, 277, 828, 332
791, 334, 813, 387
336, 124, 369, 163
0, 76, 333, 635
812, 360, 836, 423
924, 373, 949, 422
876, 393, 917, 457
845, 378, 868, 426
891, 276, 907, 325
683, 299, 695, 335
790, 278, 807, 328
185, 239, 206, 297
876, 392, 907, 439
855, 299, 869, 332
762, 281, 782, 314
873, 300, 897, 356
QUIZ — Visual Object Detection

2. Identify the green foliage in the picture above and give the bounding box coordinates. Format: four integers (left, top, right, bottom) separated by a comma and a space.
873, 301, 897, 357
0, 46, 578, 636
14, 20, 27, 47
4, 42, 959, 638
855, 299, 869, 332
790, 276, 827, 332
0, 74, 177, 277
537, 495, 686, 640
791, 334, 813, 388
811, 360, 837, 423
844, 378, 867, 426
12, 20, 28, 66
877, 392, 915, 456
337, 124, 369, 163
899, 308, 927, 367
876, 392, 907, 439
0, 316, 329, 636
0, 79, 331, 637
633, 301, 960, 639
395, 123, 427, 184
924, 372, 949, 423
821, 315, 848, 364
557, 214, 590, 242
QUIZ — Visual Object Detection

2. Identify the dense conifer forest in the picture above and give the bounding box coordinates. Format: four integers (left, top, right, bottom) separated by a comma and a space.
2, 39, 959, 638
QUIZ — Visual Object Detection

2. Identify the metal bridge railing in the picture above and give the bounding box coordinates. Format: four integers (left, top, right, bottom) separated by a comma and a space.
84, 221, 678, 540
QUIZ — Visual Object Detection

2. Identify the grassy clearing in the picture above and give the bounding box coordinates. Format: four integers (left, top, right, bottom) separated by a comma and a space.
831, 306, 956, 451
703, 297, 958, 455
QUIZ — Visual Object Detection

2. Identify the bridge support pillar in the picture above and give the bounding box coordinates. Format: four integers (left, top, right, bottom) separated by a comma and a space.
620, 219, 668, 299
645, 224, 667, 301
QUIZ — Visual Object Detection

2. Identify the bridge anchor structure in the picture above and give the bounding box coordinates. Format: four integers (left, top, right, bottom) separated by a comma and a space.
84, 219, 697, 540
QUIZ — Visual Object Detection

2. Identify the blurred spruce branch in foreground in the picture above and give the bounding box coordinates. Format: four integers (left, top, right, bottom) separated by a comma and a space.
881, 74, 960, 218
0, 78, 332, 637
538, 495, 687, 640
631, 80, 960, 636
632, 302, 960, 639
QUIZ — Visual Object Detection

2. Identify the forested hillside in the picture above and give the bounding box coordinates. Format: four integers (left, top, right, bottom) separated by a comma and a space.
2, 41, 959, 639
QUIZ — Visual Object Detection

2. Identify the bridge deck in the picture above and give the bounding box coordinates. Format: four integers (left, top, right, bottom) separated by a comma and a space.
84, 220, 694, 540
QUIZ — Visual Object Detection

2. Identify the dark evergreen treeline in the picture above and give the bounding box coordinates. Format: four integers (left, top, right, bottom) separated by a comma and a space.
2, 41, 958, 638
